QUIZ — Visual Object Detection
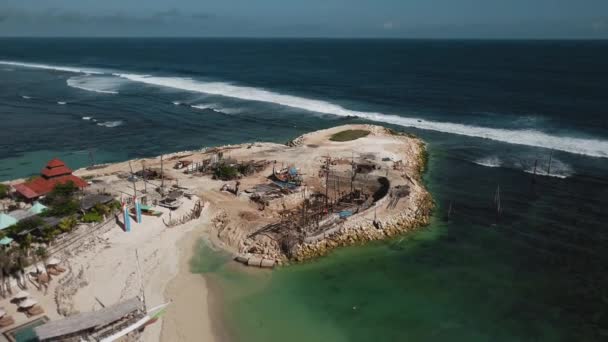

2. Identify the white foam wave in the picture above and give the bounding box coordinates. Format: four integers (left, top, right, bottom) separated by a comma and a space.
97, 120, 123, 128
522, 158, 572, 179
57, 101, 67, 105
67, 75, 123, 94
172, 101, 181, 106
0, 60, 103, 74
475, 155, 573, 178
3, 58, 607, 158
474, 156, 502, 168
191, 104, 215, 110
21, 95, 31, 99
114, 73, 608, 158
191, 103, 241, 115
82, 116, 92, 120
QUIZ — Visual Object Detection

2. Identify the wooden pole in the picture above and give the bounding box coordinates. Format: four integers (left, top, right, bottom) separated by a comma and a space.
141, 160, 147, 194
128, 161, 137, 198
160, 155, 165, 191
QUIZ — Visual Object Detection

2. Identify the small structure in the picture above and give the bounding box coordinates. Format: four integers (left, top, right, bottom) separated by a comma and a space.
0, 236, 13, 246
34, 297, 144, 341
0, 212, 17, 230
30, 201, 48, 215
13, 159, 88, 201
80, 194, 114, 212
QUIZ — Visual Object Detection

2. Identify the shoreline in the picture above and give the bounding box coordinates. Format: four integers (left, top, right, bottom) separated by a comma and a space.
1, 124, 432, 342
160, 208, 233, 342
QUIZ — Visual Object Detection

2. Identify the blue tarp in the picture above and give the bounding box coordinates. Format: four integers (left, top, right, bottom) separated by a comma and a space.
339, 210, 353, 219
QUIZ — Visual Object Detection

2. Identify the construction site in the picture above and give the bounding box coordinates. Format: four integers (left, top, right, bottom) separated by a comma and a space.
69, 124, 433, 268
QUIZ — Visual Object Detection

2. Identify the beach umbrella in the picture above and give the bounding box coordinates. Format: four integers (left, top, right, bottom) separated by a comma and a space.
18, 298, 37, 309
46, 257, 61, 266
0, 308, 6, 317
14, 290, 29, 300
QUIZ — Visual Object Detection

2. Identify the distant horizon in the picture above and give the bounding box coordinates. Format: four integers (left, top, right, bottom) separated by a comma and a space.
1, 36, 607, 41
3, 1, 608, 39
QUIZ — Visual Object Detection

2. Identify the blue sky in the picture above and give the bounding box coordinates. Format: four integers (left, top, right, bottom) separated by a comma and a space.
1, 0, 607, 38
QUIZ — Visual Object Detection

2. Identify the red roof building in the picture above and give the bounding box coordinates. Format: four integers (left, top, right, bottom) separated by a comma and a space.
13, 159, 88, 200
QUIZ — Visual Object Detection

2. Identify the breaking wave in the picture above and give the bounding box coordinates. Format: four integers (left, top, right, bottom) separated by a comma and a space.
114, 74, 608, 158
67, 75, 124, 94
191, 103, 241, 115
474, 156, 502, 168
473, 155, 573, 178
96, 120, 123, 128
21, 95, 31, 99
82, 116, 92, 120
3, 59, 607, 159
57, 101, 67, 105
0, 60, 104, 74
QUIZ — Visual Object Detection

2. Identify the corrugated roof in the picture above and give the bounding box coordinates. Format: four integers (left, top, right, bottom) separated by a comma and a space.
34, 298, 142, 341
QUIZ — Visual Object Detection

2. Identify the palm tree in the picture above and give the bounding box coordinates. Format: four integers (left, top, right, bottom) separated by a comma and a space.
35, 246, 49, 274
14, 248, 28, 289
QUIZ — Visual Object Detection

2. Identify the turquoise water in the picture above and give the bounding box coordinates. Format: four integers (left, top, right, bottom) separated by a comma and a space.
192, 145, 603, 342
6, 318, 47, 342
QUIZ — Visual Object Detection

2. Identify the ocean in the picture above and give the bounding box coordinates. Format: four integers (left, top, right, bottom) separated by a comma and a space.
1, 38, 607, 341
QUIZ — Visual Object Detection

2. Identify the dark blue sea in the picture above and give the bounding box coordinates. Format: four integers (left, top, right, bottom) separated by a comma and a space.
1, 39, 607, 341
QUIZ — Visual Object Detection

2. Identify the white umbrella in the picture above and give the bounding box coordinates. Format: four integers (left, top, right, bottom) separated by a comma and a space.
46, 257, 61, 266
18, 298, 37, 309
14, 290, 29, 299
0, 308, 6, 317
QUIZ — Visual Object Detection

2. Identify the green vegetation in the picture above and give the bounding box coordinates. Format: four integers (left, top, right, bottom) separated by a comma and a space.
6, 217, 44, 236
82, 211, 103, 223
43, 181, 79, 216
214, 164, 240, 180
58, 216, 78, 233
0, 183, 8, 198
329, 129, 370, 142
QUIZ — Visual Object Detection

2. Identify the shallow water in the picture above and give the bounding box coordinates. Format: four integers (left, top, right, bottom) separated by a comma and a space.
192, 143, 607, 342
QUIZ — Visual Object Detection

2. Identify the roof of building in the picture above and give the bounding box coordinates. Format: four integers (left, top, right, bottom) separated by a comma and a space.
0, 236, 13, 245
13, 183, 39, 199
80, 194, 114, 211
41, 165, 73, 178
34, 298, 142, 341
14, 175, 88, 199
46, 158, 66, 168
0, 213, 17, 230
8, 209, 36, 221
30, 202, 48, 214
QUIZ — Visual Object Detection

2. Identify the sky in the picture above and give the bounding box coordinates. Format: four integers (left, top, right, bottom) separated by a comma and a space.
1, 0, 607, 38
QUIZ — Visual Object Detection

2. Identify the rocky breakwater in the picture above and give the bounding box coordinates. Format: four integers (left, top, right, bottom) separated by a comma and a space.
292, 190, 433, 261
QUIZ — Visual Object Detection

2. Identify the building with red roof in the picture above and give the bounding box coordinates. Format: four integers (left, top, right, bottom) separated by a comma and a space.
13, 159, 88, 200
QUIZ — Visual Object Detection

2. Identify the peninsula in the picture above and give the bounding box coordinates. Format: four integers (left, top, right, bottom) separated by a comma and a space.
0, 124, 432, 341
